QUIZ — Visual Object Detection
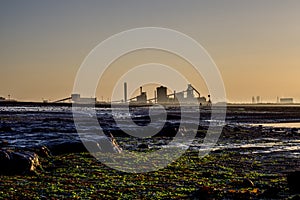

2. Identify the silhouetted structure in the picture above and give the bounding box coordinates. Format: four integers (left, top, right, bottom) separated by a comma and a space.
0, 95, 16, 102
186, 84, 194, 100
136, 87, 147, 103
256, 96, 260, 104
156, 86, 168, 103
53, 84, 209, 105
53, 94, 96, 104
279, 98, 293, 104
146, 84, 208, 105
175, 92, 184, 101
252, 96, 256, 104
124, 82, 127, 102
71, 94, 97, 104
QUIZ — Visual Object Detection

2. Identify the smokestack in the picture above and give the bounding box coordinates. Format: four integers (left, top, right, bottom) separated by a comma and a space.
124, 82, 127, 102
140, 86, 143, 95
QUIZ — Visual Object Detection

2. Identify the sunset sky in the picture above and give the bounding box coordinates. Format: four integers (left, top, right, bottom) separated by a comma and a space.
1, 0, 299, 103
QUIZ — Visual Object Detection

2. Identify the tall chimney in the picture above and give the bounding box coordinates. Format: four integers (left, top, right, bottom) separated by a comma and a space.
140, 86, 143, 95
124, 82, 127, 102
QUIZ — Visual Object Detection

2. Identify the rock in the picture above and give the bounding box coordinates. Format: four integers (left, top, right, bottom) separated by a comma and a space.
108, 133, 123, 153
287, 171, 300, 193
242, 178, 255, 188
232, 178, 255, 188
190, 186, 213, 200
234, 127, 240, 132
36, 146, 51, 157
86, 138, 122, 153
0, 126, 12, 132
196, 130, 206, 138
261, 187, 279, 198
155, 122, 180, 137
45, 136, 122, 155
202, 171, 212, 178
0, 140, 9, 147
25, 146, 51, 158
0, 150, 40, 175
46, 140, 91, 155
291, 128, 298, 134
137, 143, 149, 149
274, 127, 282, 132
0, 150, 10, 161
290, 194, 300, 200
157, 139, 168, 146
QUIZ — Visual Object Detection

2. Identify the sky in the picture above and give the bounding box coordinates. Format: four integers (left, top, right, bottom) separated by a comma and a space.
0, 0, 299, 103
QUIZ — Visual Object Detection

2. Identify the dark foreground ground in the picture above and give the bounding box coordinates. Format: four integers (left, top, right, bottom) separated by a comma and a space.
1, 105, 300, 199
1, 126, 300, 199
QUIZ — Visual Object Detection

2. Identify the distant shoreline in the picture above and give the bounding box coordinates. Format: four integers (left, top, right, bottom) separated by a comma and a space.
0, 101, 300, 108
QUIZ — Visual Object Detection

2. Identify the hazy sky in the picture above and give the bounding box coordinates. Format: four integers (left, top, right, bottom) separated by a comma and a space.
1, 0, 299, 103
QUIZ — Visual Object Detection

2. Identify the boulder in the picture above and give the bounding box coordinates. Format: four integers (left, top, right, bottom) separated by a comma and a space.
0, 150, 10, 161
242, 178, 255, 188
45, 140, 89, 155
45, 137, 122, 155
291, 128, 298, 134
0, 140, 9, 147
190, 186, 213, 200
97, 135, 122, 153
24, 145, 51, 158
35, 146, 51, 157
137, 143, 149, 149
261, 187, 279, 198
287, 171, 300, 193
231, 178, 254, 188
0, 150, 40, 175
0, 126, 12, 132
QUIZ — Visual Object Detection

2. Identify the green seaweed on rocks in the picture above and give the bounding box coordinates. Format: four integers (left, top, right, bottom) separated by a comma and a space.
0, 149, 296, 199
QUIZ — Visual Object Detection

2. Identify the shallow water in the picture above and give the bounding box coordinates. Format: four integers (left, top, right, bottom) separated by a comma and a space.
253, 122, 300, 128
0, 106, 299, 158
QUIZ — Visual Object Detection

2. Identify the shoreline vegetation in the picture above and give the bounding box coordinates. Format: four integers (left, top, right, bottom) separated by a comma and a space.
1, 105, 300, 199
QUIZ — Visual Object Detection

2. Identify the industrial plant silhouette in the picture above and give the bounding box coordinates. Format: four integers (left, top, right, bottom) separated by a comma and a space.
125, 83, 210, 106
54, 83, 211, 106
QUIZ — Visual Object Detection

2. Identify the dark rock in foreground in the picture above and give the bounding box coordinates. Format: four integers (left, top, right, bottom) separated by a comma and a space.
0, 126, 12, 132
287, 171, 300, 193
45, 137, 122, 155
190, 186, 213, 200
242, 178, 255, 188
0, 150, 40, 175
261, 186, 280, 199
136, 143, 150, 150
45, 140, 92, 155
23, 145, 51, 158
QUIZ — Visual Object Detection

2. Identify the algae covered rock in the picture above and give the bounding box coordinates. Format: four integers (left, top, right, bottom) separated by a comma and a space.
0, 150, 40, 175
287, 171, 300, 193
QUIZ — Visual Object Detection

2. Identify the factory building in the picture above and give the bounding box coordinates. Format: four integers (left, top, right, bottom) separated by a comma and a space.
71, 94, 97, 104
174, 92, 184, 101
155, 84, 208, 105
126, 82, 210, 105
186, 84, 194, 100
279, 98, 293, 104
156, 86, 168, 103
136, 87, 147, 103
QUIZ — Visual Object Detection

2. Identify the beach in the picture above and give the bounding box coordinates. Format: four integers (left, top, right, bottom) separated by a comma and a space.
1, 104, 300, 199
